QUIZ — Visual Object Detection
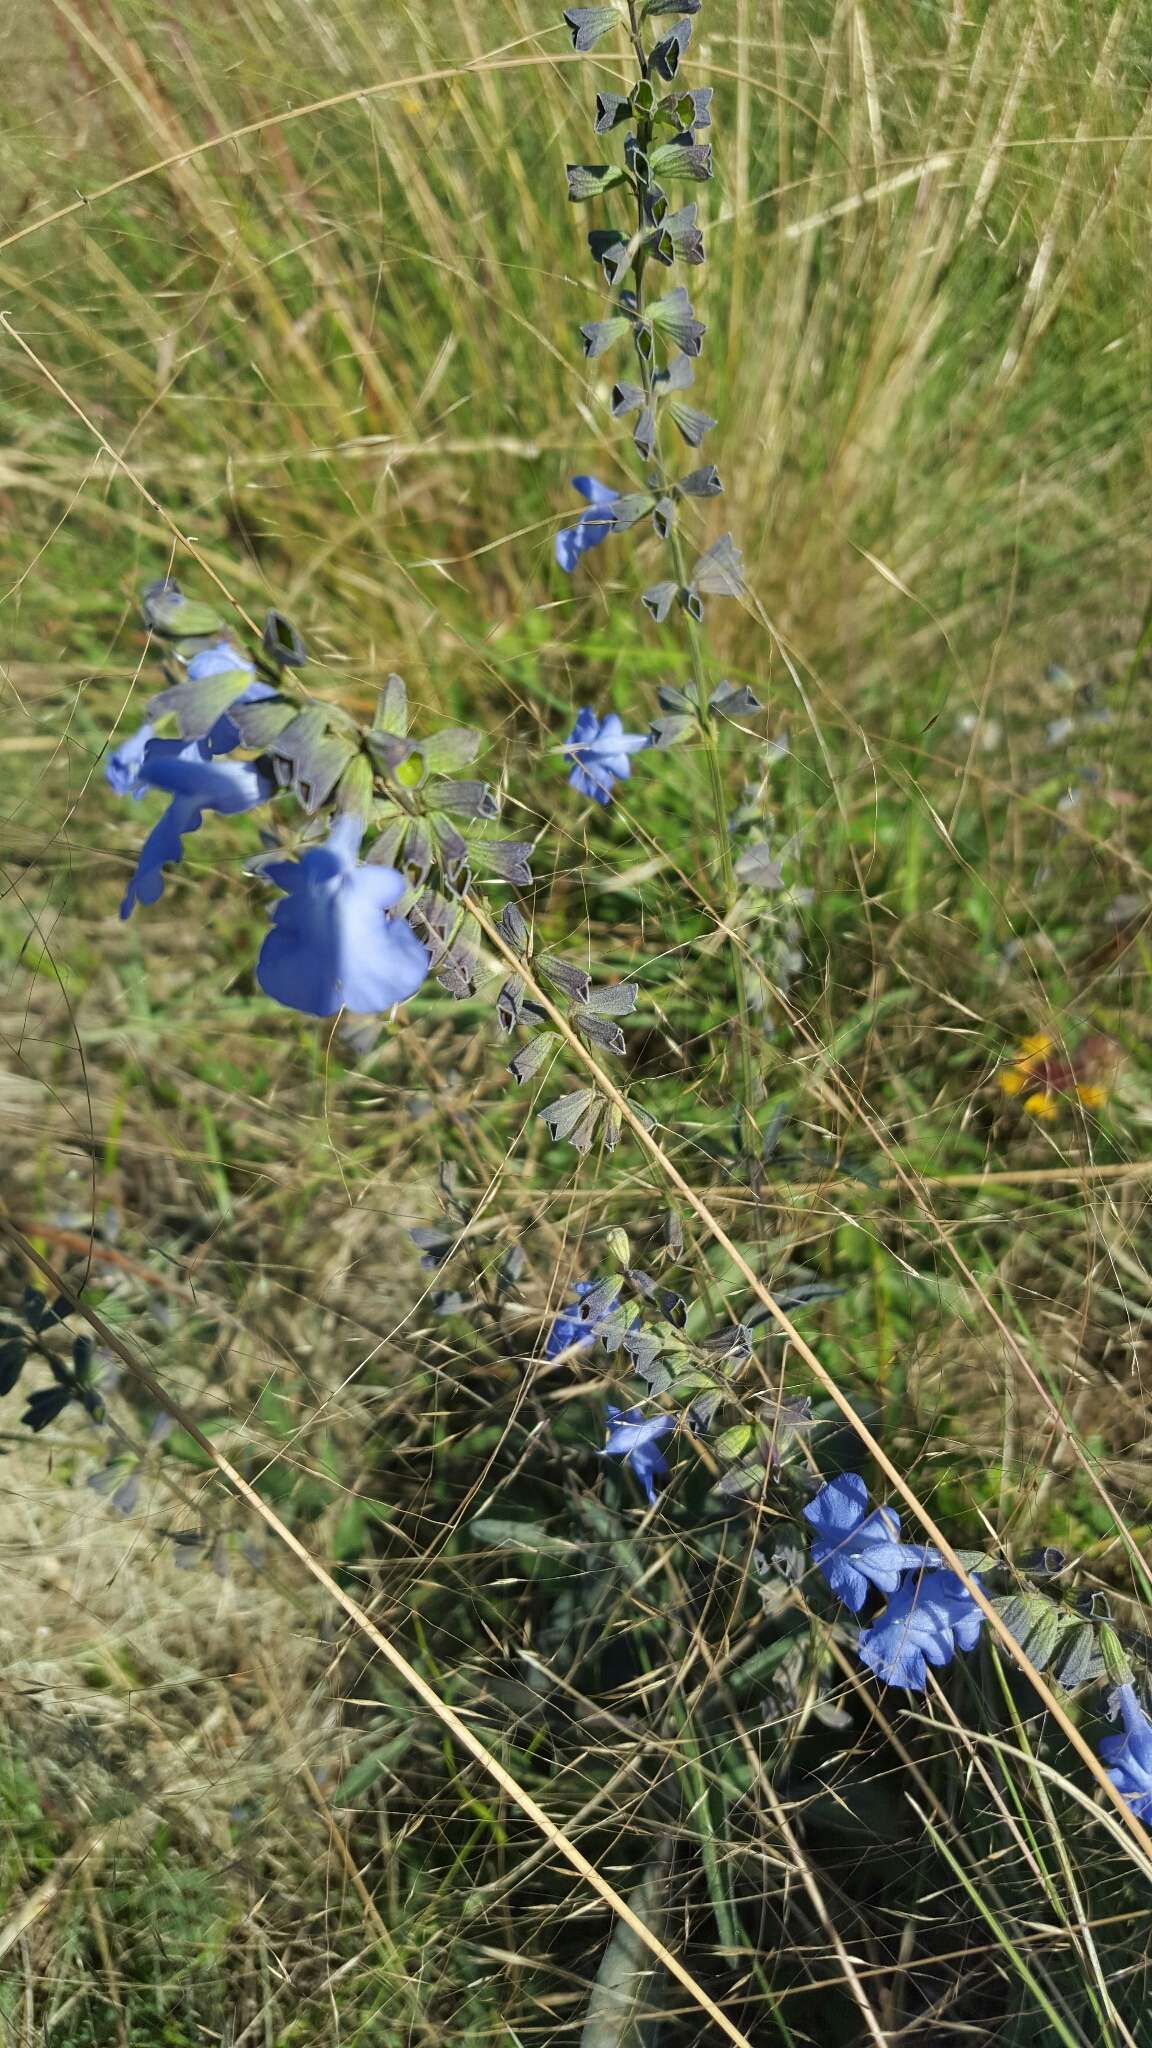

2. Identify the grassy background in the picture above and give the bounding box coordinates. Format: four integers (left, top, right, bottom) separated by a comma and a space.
2, 0, 1152, 2040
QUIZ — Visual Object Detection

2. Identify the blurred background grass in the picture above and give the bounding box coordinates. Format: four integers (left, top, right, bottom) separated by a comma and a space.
2, 0, 1152, 2041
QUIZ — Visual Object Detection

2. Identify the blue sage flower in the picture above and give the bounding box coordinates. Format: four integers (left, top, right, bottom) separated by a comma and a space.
555, 475, 618, 573
564, 706, 651, 805
546, 1279, 620, 1359
119, 733, 276, 919
256, 813, 429, 1017
106, 721, 157, 797
603, 1405, 675, 1505
802, 1472, 937, 1613
1099, 1682, 1152, 1820
857, 1569, 985, 1692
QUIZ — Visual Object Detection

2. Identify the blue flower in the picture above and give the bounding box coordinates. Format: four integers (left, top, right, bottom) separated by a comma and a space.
106, 721, 157, 797
603, 1405, 676, 1506
256, 814, 429, 1017
564, 707, 651, 805
119, 734, 275, 919
546, 1279, 620, 1359
802, 1473, 937, 1613
1100, 1683, 1152, 1821
555, 475, 618, 573
857, 1570, 985, 1692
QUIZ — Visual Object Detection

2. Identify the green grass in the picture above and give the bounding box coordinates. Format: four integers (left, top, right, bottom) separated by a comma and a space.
2, 0, 1152, 2041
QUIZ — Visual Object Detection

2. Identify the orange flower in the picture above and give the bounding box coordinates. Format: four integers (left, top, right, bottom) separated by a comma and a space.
997, 1032, 1120, 1120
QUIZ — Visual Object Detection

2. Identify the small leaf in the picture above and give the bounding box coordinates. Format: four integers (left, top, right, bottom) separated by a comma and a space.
570, 1100, 606, 1153
649, 713, 695, 748
709, 678, 761, 716
539, 953, 592, 1005
649, 136, 712, 182
263, 609, 307, 669
661, 202, 704, 263
374, 672, 409, 736
589, 230, 632, 287
642, 580, 680, 624
735, 842, 783, 890
509, 1034, 558, 1085
141, 581, 226, 640
334, 753, 374, 816
679, 464, 722, 497
498, 902, 531, 955
647, 285, 705, 356
22, 1383, 75, 1432
579, 1849, 670, 2048
1053, 1621, 1106, 1691
584, 982, 638, 1017
716, 1423, 755, 1462
594, 89, 632, 131
564, 4, 620, 51
609, 492, 657, 532
420, 726, 483, 773
662, 84, 712, 126
567, 163, 629, 203
666, 399, 716, 447
575, 1011, 627, 1056
0, 1337, 28, 1396
273, 708, 357, 812
539, 1088, 596, 1140
428, 778, 499, 820
649, 16, 693, 79
471, 1517, 580, 1557
485, 840, 535, 886
497, 976, 525, 1033
692, 533, 745, 598
149, 663, 255, 739
229, 694, 297, 747
581, 316, 631, 360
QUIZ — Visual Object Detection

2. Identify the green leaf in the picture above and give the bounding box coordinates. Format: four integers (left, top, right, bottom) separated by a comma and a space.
540, 1088, 596, 1141
334, 753, 374, 815
420, 726, 483, 773
470, 1518, 580, 1557
567, 163, 629, 203
141, 584, 226, 639
274, 709, 357, 812
374, 671, 408, 736
580, 1850, 670, 2048
509, 1033, 557, 1085
229, 694, 297, 747
715, 1423, 754, 1461
148, 663, 255, 738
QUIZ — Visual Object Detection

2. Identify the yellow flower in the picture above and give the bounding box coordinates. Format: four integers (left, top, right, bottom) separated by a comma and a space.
1023, 1090, 1058, 1120
1019, 1032, 1054, 1058
998, 1067, 1026, 1096
1075, 1083, 1107, 1111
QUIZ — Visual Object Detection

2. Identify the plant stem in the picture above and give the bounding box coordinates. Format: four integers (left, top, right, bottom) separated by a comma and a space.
620, 2, 758, 1128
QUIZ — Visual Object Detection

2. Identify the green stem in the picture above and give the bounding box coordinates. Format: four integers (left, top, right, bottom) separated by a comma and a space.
619, 4, 758, 1129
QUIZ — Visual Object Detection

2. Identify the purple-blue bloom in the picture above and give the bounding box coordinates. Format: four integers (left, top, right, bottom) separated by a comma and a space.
857, 1569, 985, 1692
603, 1405, 675, 1506
546, 1279, 620, 1359
119, 731, 275, 919
1099, 1682, 1152, 1821
802, 1473, 937, 1614
555, 475, 618, 573
256, 813, 429, 1017
564, 707, 650, 805
106, 721, 157, 798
